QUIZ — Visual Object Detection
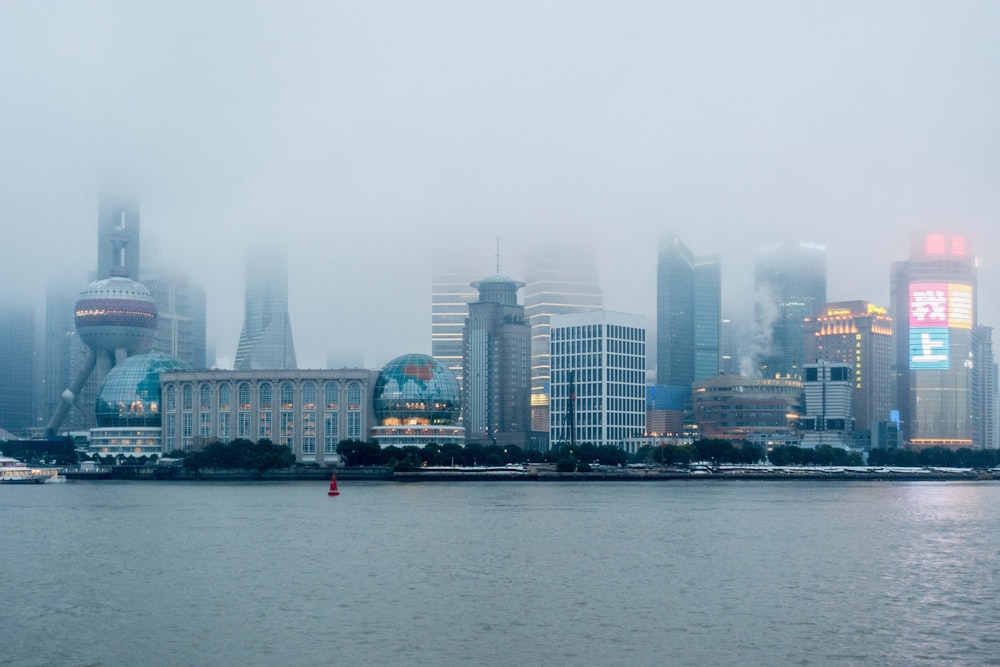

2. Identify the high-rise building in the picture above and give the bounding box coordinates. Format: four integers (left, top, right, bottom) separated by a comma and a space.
656, 234, 720, 396
804, 301, 894, 435
972, 326, 998, 449
234, 248, 297, 371
0, 301, 36, 436
431, 263, 479, 387
755, 242, 827, 380
891, 232, 976, 449
97, 194, 140, 280
523, 246, 603, 432
143, 269, 207, 369
462, 274, 531, 447
799, 361, 854, 449
548, 311, 646, 447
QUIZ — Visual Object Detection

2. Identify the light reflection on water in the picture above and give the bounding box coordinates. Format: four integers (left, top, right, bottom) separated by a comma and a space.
3, 480, 1000, 666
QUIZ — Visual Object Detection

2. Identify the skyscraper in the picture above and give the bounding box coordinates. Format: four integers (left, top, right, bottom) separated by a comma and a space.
0, 301, 35, 436
462, 273, 531, 447
234, 248, 297, 371
656, 234, 720, 395
971, 325, 998, 449
804, 301, 894, 435
755, 242, 827, 380
891, 232, 976, 448
431, 262, 479, 387
523, 245, 603, 432
143, 269, 208, 369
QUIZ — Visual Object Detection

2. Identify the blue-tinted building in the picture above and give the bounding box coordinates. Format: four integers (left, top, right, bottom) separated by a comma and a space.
370, 353, 464, 447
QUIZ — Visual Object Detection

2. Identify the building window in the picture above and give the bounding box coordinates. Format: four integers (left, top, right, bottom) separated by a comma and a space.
347, 411, 361, 439
238, 383, 251, 410
200, 384, 211, 410
324, 412, 339, 453
325, 381, 339, 409
219, 412, 231, 441
219, 383, 231, 411
347, 382, 361, 409
238, 412, 250, 439
182, 384, 193, 411
166, 385, 176, 412
259, 411, 272, 440
280, 410, 294, 448
182, 413, 193, 450
260, 383, 272, 410
199, 411, 211, 439
303, 382, 316, 408
281, 382, 294, 409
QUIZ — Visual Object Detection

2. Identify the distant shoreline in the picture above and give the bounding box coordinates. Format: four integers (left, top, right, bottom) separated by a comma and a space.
58, 465, 996, 483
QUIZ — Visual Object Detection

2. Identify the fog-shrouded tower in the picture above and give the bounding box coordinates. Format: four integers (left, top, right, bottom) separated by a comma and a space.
97, 195, 140, 280
234, 248, 297, 371
755, 241, 827, 380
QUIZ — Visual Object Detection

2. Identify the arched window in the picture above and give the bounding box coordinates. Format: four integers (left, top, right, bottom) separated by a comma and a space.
302, 382, 316, 408
182, 384, 193, 411
238, 383, 251, 409
259, 383, 272, 410
325, 382, 339, 410
219, 383, 232, 411
166, 385, 176, 412
281, 382, 294, 409
200, 384, 211, 410
347, 382, 361, 408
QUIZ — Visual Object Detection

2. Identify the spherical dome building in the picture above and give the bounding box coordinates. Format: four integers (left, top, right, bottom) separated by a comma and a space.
371, 354, 464, 447
75, 277, 157, 353
95, 352, 191, 427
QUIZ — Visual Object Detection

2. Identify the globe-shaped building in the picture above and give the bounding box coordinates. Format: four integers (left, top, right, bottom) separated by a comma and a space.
75, 277, 157, 353
95, 352, 191, 428
371, 354, 464, 447
374, 354, 461, 425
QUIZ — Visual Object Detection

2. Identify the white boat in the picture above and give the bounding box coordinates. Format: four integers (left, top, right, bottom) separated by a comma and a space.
0, 453, 64, 484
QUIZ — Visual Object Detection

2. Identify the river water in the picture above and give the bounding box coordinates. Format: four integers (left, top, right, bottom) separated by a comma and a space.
3, 480, 999, 666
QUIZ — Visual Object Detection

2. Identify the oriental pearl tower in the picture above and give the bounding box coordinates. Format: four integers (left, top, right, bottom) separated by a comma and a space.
45, 197, 157, 436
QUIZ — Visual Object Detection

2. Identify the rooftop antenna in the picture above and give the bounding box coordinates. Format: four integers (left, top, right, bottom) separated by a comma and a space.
496, 236, 501, 274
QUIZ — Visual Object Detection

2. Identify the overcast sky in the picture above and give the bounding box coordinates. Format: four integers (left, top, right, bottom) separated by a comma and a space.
2, 1, 998, 369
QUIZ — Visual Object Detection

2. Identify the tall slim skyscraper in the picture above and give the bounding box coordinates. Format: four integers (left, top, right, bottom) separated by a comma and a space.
431, 262, 479, 386
523, 245, 603, 432
462, 273, 531, 447
891, 232, 976, 448
234, 249, 297, 371
804, 301, 894, 435
656, 234, 720, 396
971, 325, 997, 449
143, 269, 208, 369
0, 301, 36, 435
755, 242, 827, 380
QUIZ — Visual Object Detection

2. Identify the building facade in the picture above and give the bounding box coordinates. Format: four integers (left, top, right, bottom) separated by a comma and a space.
523, 245, 603, 432
462, 274, 531, 447
692, 375, 803, 448
430, 264, 479, 387
891, 233, 976, 448
143, 269, 208, 369
97, 194, 140, 280
755, 242, 827, 380
234, 248, 297, 370
0, 301, 35, 436
160, 369, 380, 462
548, 311, 646, 447
656, 234, 720, 394
799, 361, 854, 449
972, 325, 998, 449
804, 301, 894, 435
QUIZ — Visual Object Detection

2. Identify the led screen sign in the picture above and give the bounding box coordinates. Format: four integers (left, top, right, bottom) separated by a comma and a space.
910, 282, 973, 330
909, 328, 950, 370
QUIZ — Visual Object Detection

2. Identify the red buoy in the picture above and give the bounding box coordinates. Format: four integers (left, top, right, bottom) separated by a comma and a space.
327, 471, 340, 496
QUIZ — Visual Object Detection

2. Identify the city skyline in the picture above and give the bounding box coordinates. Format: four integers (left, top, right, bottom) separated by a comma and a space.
1, 3, 998, 370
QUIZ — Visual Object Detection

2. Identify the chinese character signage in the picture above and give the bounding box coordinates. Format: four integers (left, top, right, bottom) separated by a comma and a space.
909, 328, 950, 370
924, 234, 967, 256
910, 282, 973, 330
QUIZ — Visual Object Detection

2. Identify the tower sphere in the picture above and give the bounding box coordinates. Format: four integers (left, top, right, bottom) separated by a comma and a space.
374, 354, 461, 425
75, 277, 157, 352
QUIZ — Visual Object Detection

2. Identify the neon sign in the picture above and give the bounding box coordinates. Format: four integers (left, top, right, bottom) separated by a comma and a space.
910, 328, 950, 370
910, 282, 973, 329
925, 233, 967, 256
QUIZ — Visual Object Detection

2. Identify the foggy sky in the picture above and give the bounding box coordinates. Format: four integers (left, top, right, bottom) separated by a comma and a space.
2, 1, 998, 369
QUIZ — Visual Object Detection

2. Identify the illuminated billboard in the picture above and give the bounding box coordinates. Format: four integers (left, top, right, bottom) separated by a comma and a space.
909, 282, 973, 330
910, 328, 949, 370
